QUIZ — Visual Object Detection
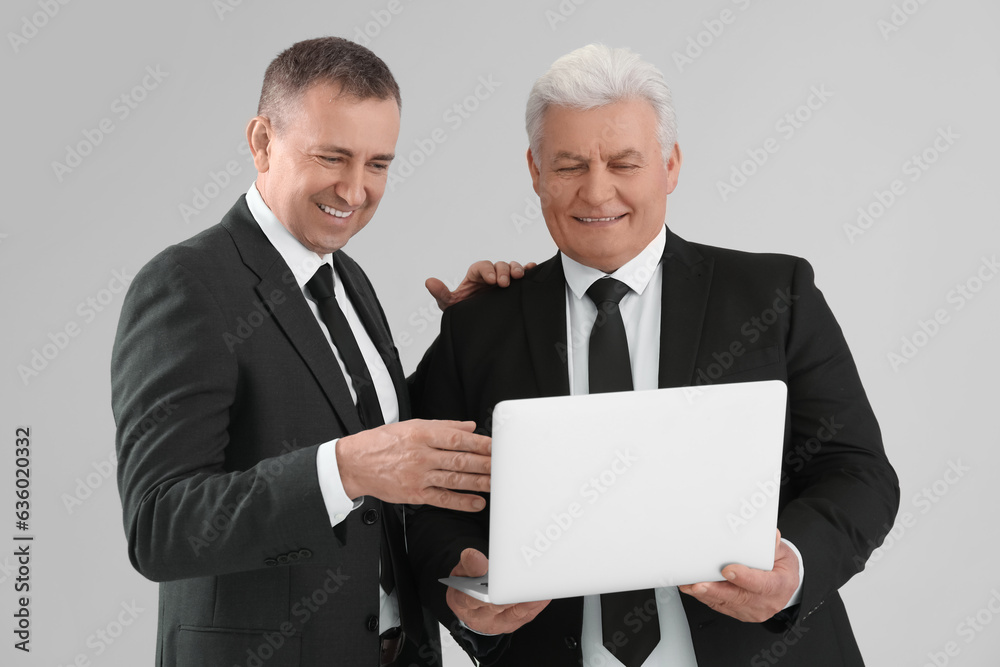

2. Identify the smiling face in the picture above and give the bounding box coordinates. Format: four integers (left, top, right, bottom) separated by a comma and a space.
249, 82, 400, 256
528, 99, 682, 273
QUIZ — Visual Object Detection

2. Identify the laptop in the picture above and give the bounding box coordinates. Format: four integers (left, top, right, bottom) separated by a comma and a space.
440, 380, 787, 604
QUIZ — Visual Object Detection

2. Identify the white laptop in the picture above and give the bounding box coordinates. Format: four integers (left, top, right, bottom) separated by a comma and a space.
440, 380, 787, 604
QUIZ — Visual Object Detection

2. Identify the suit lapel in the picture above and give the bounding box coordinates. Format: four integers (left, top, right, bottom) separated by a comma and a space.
221, 197, 364, 434
333, 251, 410, 421
658, 227, 714, 388
522, 256, 571, 397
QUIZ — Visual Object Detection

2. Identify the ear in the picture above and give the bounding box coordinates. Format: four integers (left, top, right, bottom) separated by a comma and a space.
247, 116, 274, 173
665, 142, 683, 195
527, 148, 541, 196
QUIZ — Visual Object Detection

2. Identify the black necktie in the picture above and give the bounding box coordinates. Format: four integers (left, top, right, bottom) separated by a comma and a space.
307, 262, 395, 594
307, 263, 385, 430
587, 277, 660, 667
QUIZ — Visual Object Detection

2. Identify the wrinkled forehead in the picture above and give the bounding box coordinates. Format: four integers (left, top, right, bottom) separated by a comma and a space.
537, 100, 660, 158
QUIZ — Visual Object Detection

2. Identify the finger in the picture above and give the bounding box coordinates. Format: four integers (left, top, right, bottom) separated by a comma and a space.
773, 538, 797, 571
423, 488, 487, 512
720, 563, 771, 595
449, 594, 484, 617
426, 469, 491, 493
679, 579, 733, 598
510, 599, 551, 618
679, 581, 713, 597
431, 446, 491, 473
422, 419, 480, 434
525, 262, 537, 270
446, 584, 493, 616
468, 600, 548, 635
504, 603, 541, 622
680, 580, 746, 607
510, 261, 525, 277
460, 548, 490, 577
467, 260, 497, 285
680, 583, 761, 623
524, 599, 551, 613
429, 427, 492, 456
493, 261, 511, 287
424, 277, 452, 310
424, 463, 490, 493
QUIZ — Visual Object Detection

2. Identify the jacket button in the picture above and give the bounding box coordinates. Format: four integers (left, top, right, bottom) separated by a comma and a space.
277, 554, 289, 564
564, 636, 578, 649
298, 549, 312, 559
264, 558, 277, 567
366, 615, 379, 632
363, 509, 379, 525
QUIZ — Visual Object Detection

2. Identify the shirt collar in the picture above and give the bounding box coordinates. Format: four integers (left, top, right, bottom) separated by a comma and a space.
561, 225, 667, 300
246, 181, 331, 291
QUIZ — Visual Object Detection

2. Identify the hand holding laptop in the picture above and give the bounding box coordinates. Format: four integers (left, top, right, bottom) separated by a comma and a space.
441, 381, 788, 605
447, 548, 551, 635
679, 529, 801, 623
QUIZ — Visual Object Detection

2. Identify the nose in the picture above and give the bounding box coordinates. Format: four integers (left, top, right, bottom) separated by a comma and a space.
577, 167, 615, 208
334, 163, 366, 208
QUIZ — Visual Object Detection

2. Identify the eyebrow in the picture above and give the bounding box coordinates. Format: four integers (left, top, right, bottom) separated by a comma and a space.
314, 145, 395, 162
607, 149, 645, 162
551, 148, 645, 164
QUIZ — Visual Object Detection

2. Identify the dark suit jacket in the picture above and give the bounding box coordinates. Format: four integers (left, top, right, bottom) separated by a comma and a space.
406, 227, 899, 666
112, 196, 440, 667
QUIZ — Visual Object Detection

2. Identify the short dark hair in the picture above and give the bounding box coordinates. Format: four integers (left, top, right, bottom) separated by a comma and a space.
257, 37, 401, 132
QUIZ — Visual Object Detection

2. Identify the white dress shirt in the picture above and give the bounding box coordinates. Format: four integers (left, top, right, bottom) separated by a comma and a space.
562, 225, 803, 666
245, 182, 400, 630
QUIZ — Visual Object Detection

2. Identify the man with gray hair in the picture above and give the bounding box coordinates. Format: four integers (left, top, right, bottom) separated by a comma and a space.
407, 44, 898, 666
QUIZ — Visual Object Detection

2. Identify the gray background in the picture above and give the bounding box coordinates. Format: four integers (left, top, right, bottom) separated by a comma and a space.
3, 0, 998, 665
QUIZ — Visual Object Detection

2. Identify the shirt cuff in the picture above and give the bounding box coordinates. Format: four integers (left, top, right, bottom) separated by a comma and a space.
453, 617, 509, 659
457, 617, 503, 637
316, 439, 364, 527
780, 537, 805, 609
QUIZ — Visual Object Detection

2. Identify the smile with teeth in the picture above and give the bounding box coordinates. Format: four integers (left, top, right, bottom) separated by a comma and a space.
575, 214, 626, 222
318, 203, 353, 218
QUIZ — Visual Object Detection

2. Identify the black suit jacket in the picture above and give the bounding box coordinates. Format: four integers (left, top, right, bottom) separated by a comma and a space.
406, 227, 899, 666
112, 196, 440, 667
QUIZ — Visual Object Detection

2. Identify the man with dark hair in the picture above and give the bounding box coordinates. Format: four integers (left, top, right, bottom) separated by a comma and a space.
112, 36, 518, 666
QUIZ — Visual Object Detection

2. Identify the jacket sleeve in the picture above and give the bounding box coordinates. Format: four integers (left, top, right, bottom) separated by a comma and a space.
405, 306, 501, 659
111, 252, 339, 582
776, 257, 900, 620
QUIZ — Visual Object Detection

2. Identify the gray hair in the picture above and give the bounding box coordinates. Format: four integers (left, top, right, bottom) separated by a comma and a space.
525, 44, 677, 164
